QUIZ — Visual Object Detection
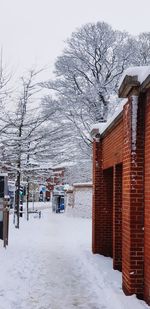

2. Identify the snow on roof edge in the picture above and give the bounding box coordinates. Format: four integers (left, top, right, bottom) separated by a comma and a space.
91, 99, 127, 136
119, 65, 150, 88
52, 161, 76, 169
73, 182, 92, 187
91, 66, 150, 138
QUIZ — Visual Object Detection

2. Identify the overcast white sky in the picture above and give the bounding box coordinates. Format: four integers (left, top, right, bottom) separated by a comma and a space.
0, 0, 150, 80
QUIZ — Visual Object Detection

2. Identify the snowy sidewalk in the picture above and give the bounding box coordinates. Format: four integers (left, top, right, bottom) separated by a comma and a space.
0, 208, 148, 309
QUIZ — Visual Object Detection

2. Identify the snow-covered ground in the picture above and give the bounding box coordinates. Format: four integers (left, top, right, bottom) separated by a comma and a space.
0, 203, 148, 309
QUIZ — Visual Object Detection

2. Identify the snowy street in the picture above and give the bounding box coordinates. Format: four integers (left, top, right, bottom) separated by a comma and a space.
0, 204, 148, 309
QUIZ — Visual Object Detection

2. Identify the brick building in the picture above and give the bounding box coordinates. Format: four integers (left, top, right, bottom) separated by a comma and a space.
46, 167, 65, 200
91, 66, 150, 305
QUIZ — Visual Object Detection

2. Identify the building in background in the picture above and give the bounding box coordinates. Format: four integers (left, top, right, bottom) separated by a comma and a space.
65, 182, 92, 219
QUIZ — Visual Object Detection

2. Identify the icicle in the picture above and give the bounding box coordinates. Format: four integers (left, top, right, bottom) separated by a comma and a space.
131, 96, 138, 151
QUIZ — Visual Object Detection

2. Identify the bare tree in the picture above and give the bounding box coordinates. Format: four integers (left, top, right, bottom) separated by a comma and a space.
0, 66, 79, 226
41, 22, 136, 156
0, 68, 48, 228
44, 22, 135, 118
133, 32, 150, 65
42, 23, 150, 159
0, 49, 12, 104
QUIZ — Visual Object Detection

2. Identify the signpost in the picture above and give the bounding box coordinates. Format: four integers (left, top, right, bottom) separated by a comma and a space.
0, 174, 9, 248
3, 198, 9, 247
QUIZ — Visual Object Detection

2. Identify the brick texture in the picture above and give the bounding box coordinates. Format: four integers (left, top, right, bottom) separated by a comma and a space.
113, 164, 122, 271
144, 89, 150, 305
92, 139, 103, 254
92, 78, 150, 306
122, 96, 144, 298
102, 119, 123, 169
103, 167, 113, 257
92, 140, 113, 256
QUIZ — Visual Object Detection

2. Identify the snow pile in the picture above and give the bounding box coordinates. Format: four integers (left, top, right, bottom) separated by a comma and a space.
119, 65, 150, 87
0, 206, 148, 309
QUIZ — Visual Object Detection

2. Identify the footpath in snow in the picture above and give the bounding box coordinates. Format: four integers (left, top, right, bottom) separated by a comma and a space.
0, 203, 148, 309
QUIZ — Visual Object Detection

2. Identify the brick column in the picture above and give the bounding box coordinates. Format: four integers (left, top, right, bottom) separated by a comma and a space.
144, 89, 150, 305
92, 139, 113, 256
103, 168, 113, 257
92, 138, 103, 254
113, 164, 122, 271
122, 94, 144, 298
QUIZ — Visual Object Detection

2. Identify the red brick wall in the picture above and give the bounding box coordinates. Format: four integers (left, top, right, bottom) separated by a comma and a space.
144, 89, 150, 304
102, 119, 123, 169
122, 96, 144, 298
113, 164, 122, 271
92, 119, 124, 260
92, 140, 113, 256
92, 90, 150, 303
103, 167, 113, 257
92, 139, 103, 254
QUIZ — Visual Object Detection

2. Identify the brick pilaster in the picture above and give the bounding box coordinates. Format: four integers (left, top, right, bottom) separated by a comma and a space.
92, 139, 103, 254
113, 164, 122, 271
122, 95, 144, 298
144, 89, 150, 305
103, 168, 113, 257
92, 138, 113, 256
